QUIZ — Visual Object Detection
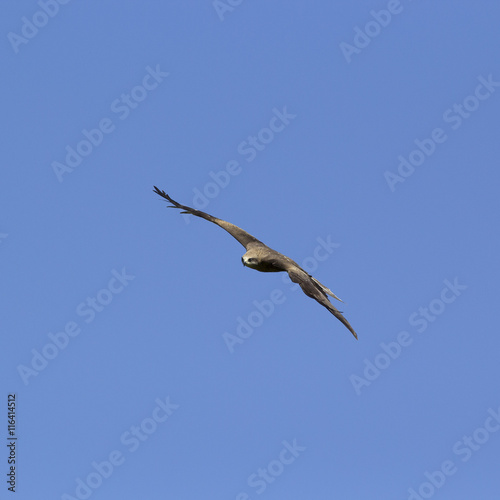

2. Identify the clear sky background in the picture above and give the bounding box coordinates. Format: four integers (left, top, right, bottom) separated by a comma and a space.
2, 1, 500, 499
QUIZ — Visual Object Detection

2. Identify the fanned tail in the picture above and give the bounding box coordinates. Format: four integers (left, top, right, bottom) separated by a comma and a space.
310, 276, 343, 302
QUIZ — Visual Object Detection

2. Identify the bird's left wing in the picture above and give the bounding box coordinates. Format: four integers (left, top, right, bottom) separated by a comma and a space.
153, 187, 264, 250
287, 267, 358, 339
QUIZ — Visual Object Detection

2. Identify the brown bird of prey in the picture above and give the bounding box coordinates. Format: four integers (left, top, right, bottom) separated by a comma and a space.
153, 187, 357, 339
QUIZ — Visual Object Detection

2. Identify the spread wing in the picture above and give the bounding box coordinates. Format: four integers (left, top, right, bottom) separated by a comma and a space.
153, 186, 264, 250
287, 266, 358, 339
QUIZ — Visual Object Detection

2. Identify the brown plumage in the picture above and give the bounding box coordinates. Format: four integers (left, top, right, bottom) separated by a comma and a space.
154, 187, 357, 339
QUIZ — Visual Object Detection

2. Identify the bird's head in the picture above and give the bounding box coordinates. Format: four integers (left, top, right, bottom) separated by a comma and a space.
241, 252, 260, 269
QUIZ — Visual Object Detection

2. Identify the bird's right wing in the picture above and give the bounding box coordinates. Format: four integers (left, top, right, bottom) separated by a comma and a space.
153, 187, 264, 249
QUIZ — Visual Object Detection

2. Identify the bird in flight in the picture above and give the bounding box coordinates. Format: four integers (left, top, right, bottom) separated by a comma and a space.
153, 187, 357, 339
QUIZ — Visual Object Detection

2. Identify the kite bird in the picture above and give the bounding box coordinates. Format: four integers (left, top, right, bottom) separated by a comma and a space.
153, 187, 357, 339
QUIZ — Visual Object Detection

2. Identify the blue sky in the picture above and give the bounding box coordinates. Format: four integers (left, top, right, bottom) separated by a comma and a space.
2, 1, 500, 499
